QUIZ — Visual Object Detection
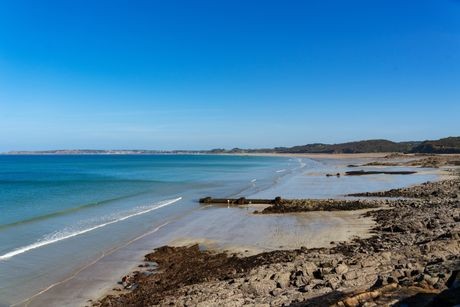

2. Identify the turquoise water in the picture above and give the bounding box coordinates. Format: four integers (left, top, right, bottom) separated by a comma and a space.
0, 154, 295, 305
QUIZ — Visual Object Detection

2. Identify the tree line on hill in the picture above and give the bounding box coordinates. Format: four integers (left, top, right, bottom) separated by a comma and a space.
210, 137, 460, 154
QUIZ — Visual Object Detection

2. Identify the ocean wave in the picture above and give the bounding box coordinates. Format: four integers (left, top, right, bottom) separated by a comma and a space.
0, 197, 182, 261
297, 158, 306, 169
0, 191, 156, 230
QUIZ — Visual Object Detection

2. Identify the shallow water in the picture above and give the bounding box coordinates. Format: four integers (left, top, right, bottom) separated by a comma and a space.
251, 156, 440, 198
0, 154, 294, 306
0, 154, 438, 306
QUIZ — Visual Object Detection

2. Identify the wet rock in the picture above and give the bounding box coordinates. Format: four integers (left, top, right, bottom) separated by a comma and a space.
343, 270, 359, 281
292, 275, 309, 287
270, 288, 284, 297
325, 276, 342, 290
274, 272, 291, 289
361, 258, 379, 268
390, 269, 404, 280
380, 252, 392, 261
313, 269, 324, 280
423, 274, 439, 286
335, 263, 349, 275
427, 271, 460, 306
302, 261, 318, 276
243, 279, 277, 296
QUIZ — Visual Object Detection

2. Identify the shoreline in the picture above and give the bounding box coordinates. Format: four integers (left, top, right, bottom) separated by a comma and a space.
16, 154, 458, 306
93, 156, 460, 307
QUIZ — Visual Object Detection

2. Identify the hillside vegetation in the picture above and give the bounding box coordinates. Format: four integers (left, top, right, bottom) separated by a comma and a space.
410, 137, 460, 154
216, 137, 460, 154
274, 137, 460, 154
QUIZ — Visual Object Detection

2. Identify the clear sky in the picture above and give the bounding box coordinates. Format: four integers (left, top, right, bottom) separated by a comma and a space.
0, 0, 459, 151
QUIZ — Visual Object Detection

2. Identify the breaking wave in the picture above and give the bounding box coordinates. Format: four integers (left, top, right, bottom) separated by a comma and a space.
0, 197, 182, 261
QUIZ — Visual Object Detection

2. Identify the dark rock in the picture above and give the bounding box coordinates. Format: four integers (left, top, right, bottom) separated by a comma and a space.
313, 269, 323, 280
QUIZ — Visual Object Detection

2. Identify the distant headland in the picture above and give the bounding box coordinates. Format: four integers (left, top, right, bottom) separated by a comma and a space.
4, 136, 460, 155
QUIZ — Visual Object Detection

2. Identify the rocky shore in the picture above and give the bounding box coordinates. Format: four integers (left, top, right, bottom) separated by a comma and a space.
363, 154, 460, 168
199, 197, 381, 213
348, 177, 460, 199
259, 199, 380, 214
95, 170, 460, 307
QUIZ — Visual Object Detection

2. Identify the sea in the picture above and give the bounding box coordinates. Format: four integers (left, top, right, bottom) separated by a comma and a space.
0, 154, 438, 306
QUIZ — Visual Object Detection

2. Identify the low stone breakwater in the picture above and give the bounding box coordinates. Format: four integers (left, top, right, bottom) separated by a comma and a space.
199, 197, 381, 213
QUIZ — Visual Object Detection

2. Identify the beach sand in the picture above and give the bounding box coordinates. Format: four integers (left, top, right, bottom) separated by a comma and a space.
20, 153, 453, 306
167, 206, 376, 256
23, 204, 377, 307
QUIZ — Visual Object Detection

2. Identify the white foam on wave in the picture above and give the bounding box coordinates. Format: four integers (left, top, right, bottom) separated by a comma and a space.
276, 169, 286, 173
0, 197, 182, 261
297, 158, 306, 169
251, 179, 257, 183
11, 221, 171, 307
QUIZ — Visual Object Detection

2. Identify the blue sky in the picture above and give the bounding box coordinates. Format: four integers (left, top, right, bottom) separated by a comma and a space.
0, 0, 459, 150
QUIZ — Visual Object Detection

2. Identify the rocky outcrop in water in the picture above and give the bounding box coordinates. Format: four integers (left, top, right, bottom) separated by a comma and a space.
260, 199, 380, 214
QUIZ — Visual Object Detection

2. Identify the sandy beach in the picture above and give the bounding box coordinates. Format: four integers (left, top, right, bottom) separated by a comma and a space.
91, 153, 460, 307
13, 153, 460, 307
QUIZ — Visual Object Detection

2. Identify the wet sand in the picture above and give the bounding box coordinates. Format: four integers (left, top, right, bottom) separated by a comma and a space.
166, 206, 376, 256
97, 166, 460, 307
23, 205, 377, 306
237, 152, 391, 159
